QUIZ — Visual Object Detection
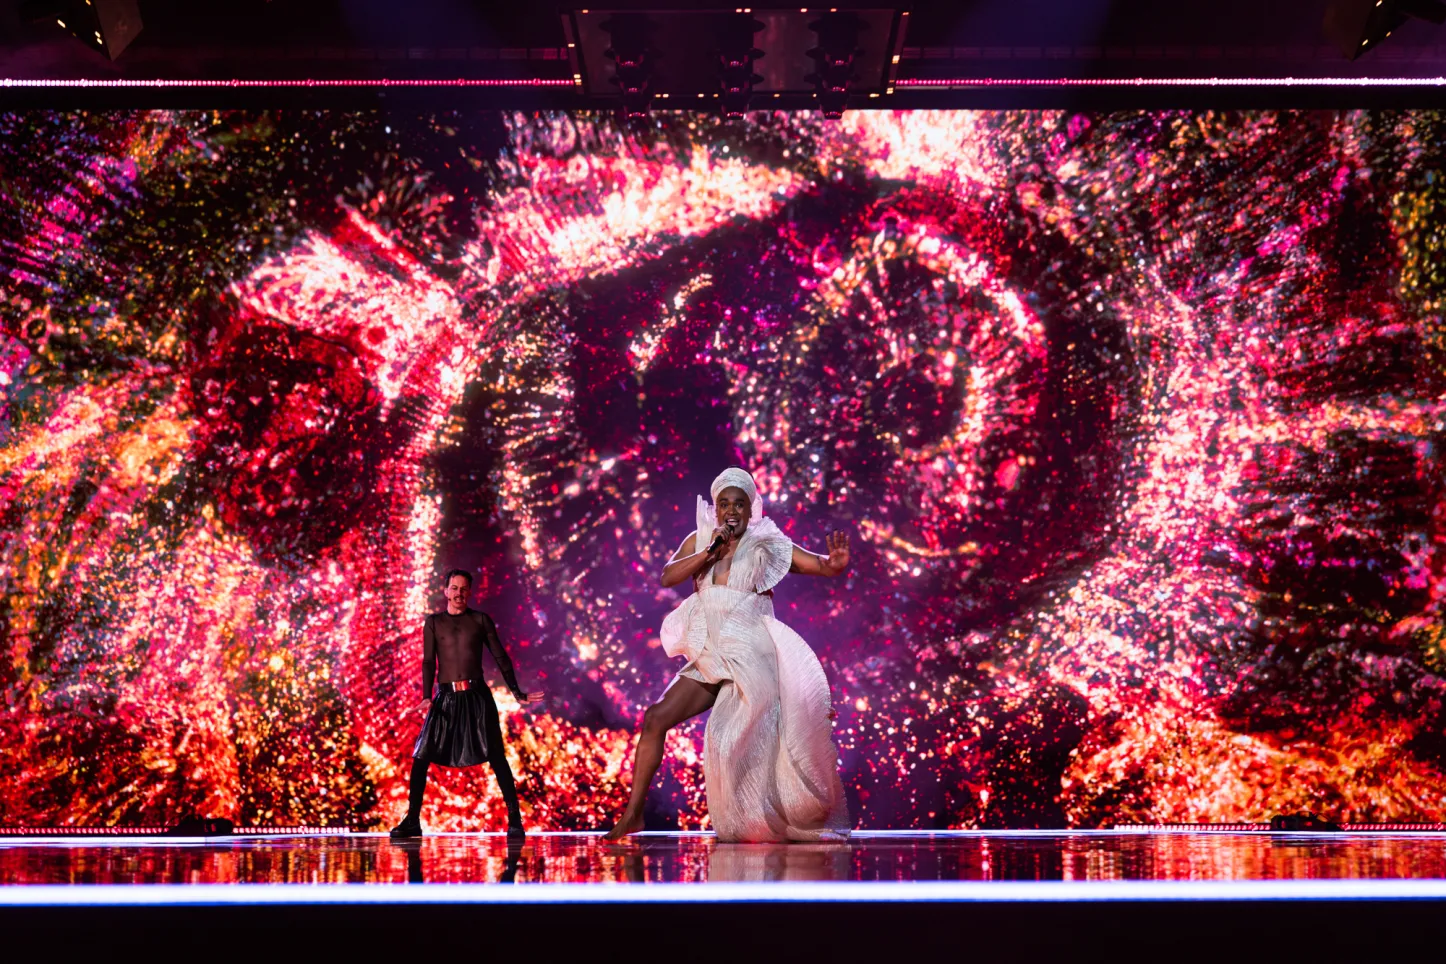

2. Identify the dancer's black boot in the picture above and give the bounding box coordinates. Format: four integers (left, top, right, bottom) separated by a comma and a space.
490, 740, 526, 842
390, 758, 429, 838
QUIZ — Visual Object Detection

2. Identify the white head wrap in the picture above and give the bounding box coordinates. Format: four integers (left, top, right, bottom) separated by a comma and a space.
698, 467, 763, 543
710, 467, 759, 510
691, 466, 792, 592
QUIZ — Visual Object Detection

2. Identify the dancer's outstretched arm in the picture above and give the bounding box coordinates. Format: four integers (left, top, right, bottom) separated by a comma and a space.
790, 530, 850, 577
479, 612, 544, 704
412, 616, 437, 715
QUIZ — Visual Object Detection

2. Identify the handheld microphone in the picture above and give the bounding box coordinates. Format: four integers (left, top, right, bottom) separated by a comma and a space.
708, 521, 738, 553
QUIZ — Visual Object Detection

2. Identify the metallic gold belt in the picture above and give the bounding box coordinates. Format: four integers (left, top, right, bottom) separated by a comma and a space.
443, 679, 475, 692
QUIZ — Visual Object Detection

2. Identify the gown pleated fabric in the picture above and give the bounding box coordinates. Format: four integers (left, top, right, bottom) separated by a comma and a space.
659, 498, 851, 843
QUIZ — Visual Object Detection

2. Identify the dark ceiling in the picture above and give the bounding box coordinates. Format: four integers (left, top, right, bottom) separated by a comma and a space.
3, 1, 1446, 106
0, 0, 1434, 48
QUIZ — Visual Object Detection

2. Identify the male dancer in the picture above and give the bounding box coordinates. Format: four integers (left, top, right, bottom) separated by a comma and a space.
390, 568, 542, 840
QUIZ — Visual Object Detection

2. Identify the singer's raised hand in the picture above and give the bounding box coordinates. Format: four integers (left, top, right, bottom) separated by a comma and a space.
789, 528, 853, 578
708, 524, 733, 555
824, 529, 851, 574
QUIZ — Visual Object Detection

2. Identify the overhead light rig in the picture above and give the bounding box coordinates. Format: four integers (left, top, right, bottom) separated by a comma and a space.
718, 12, 766, 119
19, 0, 143, 61
806, 10, 862, 118
1324, 0, 1446, 60
600, 13, 659, 117
562, 6, 908, 118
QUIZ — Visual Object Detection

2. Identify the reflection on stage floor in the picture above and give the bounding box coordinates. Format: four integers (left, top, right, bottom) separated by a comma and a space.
3, 829, 1446, 889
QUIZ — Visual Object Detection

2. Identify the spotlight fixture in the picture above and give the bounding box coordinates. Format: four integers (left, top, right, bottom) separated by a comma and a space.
1323, 0, 1446, 60
805, 10, 864, 119
716, 12, 765, 119
20, 0, 142, 61
601, 12, 659, 117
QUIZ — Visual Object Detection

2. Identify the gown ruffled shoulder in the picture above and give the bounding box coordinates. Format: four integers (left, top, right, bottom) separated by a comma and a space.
737, 517, 793, 593
693, 497, 792, 591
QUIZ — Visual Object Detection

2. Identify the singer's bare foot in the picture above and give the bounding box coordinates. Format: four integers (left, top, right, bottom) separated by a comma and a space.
602, 812, 645, 841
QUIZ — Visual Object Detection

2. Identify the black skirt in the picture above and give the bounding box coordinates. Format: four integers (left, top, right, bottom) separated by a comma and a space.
412, 685, 503, 768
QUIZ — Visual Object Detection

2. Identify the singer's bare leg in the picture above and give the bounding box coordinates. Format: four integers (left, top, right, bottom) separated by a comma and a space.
602, 675, 721, 841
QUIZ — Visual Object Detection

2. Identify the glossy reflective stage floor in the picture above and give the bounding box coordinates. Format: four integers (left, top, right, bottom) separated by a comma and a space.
4, 830, 1446, 890
7, 832, 1446, 961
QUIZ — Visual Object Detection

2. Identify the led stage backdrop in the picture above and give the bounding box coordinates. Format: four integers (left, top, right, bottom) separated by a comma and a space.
1, 109, 1444, 831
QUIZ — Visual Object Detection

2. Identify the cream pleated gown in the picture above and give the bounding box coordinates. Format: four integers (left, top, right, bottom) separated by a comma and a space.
659, 497, 851, 843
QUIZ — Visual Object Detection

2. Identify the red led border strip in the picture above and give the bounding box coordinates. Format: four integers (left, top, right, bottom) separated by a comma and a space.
0, 78, 575, 88
1114, 823, 1446, 832
0, 825, 358, 836
3, 76, 1443, 90
895, 76, 1446, 88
